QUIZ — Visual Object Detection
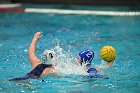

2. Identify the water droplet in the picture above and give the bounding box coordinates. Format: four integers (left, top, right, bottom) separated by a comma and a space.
21, 90, 25, 92
0, 44, 2, 47
24, 49, 28, 52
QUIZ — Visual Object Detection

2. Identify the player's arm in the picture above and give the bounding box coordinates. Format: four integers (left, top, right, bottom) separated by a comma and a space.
96, 60, 114, 73
28, 32, 42, 69
106, 61, 114, 68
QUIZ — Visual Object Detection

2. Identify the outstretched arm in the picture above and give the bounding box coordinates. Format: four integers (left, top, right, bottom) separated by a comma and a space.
106, 61, 114, 68
96, 60, 114, 72
28, 32, 42, 69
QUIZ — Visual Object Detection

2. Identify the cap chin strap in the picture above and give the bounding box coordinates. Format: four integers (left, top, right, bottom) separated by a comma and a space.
48, 58, 57, 66
81, 62, 91, 71
42, 56, 57, 66
81, 57, 92, 66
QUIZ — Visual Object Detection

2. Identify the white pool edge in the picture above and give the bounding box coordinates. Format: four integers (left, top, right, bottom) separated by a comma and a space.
25, 8, 140, 16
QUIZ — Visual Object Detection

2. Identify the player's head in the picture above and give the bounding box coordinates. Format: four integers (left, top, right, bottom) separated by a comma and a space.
77, 50, 94, 66
41, 50, 57, 66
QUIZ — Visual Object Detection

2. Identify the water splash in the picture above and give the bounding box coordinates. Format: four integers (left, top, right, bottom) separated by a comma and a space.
43, 42, 87, 76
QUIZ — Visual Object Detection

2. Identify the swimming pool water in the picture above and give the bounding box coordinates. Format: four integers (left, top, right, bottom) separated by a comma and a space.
0, 8, 140, 93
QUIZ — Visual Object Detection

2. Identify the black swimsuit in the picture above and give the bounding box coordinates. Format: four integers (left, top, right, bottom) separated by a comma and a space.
9, 64, 52, 81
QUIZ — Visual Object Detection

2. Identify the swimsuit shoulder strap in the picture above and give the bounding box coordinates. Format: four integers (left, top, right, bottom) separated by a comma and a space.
29, 64, 52, 76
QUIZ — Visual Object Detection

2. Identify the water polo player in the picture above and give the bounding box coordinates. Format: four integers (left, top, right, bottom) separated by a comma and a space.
9, 32, 57, 81
77, 50, 113, 78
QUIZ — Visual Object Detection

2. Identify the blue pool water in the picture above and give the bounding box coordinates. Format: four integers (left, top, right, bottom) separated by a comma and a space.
0, 7, 140, 93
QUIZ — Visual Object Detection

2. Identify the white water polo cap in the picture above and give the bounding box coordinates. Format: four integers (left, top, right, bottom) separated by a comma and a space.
41, 50, 57, 65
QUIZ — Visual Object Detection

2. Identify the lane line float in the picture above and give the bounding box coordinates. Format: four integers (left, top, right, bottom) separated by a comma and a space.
0, 7, 140, 16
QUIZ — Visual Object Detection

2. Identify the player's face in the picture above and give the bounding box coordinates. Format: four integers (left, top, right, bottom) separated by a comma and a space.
77, 55, 81, 64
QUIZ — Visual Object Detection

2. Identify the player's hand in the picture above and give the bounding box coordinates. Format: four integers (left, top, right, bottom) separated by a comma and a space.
33, 32, 42, 40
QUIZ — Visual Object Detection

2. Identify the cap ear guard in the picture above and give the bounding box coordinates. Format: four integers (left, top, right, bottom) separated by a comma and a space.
49, 53, 53, 58
41, 50, 56, 65
41, 53, 48, 63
